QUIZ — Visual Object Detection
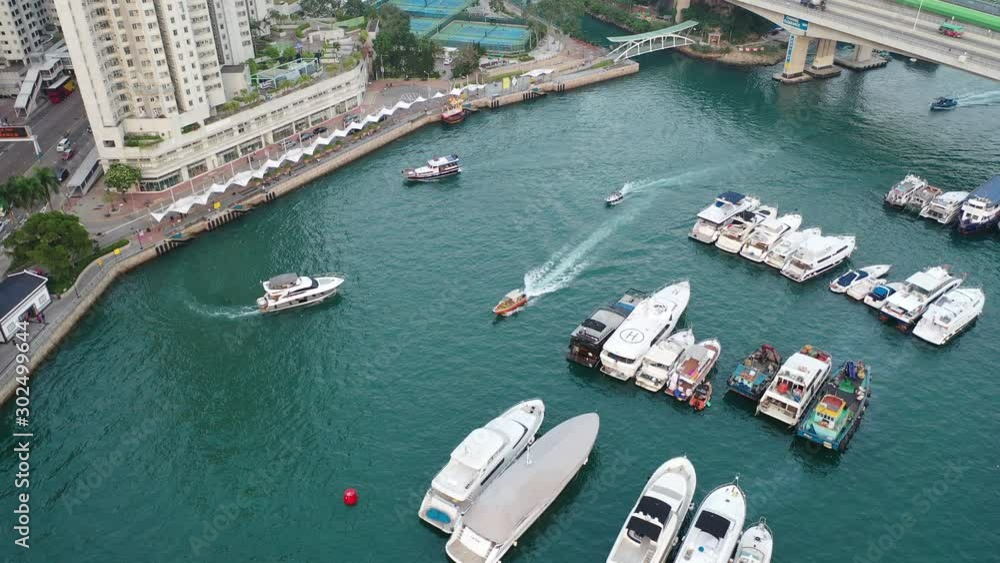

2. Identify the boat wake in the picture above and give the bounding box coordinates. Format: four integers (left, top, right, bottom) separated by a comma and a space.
523, 218, 626, 299
189, 303, 260, 320
617, 176, 682, 197
952, 91, 1000, 107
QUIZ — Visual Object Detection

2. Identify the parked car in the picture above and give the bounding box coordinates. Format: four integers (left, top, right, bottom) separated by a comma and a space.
55, 167, 69, 182
443, 57, 452, 66
61, 148, 76, 160
313, 126, 328, 135
56, 137, 71, 152
344, 114, 361, 127
300, 132, 314, 142
278, 139, 296, 150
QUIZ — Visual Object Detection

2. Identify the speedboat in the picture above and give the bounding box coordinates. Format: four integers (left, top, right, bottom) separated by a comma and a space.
635, 329, 695, 392
445, 413, 600, 563
600, 282, 690, 381
957, 175, 1000, 235
739, 214, 803, 262
672, 480, 746, 563
667, 338, 721, 402
864, 282, 904, 310
606, 191, 625, 206
913, 288, 985, 345
756, 345, 832, 426
780, 235, 856, 283
884, 175, 928, 208
726, 344, 782, 401
905, 184, 943, 213
418, 400, 545, 533
919, 191, 969, 224
715, 206, 778, 254
879, 266, 963, 331
493, 289, 528, 316
795, 361, 871, 452
567, 290, 647, 368
256, 273, 345, 313
829, 264, 891, 294
403, 154, 462, 181
929, 96, 957, 110
734, 519, 774, 563
690, 192, 760, 244
763, 227, 821, 269
606, 457, 697, 563
689, 381, 713, 411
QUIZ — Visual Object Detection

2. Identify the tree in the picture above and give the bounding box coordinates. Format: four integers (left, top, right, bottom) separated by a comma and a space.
105, 163, 142, 194
31, 167, 60, 210
3, 212, 94, 281
451, 44, 485, 78
263, 45, 282, 61
373, 5, 436, 78
0, 176, 36, 222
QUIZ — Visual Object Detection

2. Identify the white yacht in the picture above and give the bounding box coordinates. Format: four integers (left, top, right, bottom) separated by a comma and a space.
864, 282, 904, 310
780, 236, 856, 283
884, 174, 928, 208
607, 457, 697, 563
445, 413, 600, 563
879, 266, 963, 331
829, 265, 891, 294
715, 206, 778, 254
667, 339, 721, 402
734, 519, 773, 563
672, 481, 746, 563
635, 329, 695, 392
739, 214, 803, 262
256, 273, 345, 313
690, 192, 760, 244
763, 227, 821, 269
600, 282, 690, 381
919, 191, 969, 225
756, 346, 832, 426
418, 400, 545, 533
905, 184, 942, 212
913, 288, 985, 345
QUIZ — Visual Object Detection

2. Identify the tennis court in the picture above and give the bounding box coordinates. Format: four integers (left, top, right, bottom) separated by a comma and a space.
432, 21, 531, 53
409, 16, 443, 36
388, 0, 475, 36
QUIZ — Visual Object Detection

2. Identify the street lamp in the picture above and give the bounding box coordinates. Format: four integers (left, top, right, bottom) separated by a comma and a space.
913, 0, 924, 30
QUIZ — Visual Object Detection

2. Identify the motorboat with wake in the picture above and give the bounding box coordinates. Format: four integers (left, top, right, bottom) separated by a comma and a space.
445, 413, 600, 563
919, 191, 969, 225
715, 206, 778, 254
957, 175, 1000, 235
756, 345, 832, 426
905, 184, 943, 213
912, 287, 985, 345
403, 154, 462, 181
864, 282, 904, 310
734, 519, 774, 563
493, 289, 528, 317
884, 175, 928, 208
256, 273, 345, 313
606, 457, 697, 563
780, 235, 856, 283
929, 96, 957, 111
606, 191, 625, 206
690, 192, 760, 244
739, 214, 803, 262
567, 290, 647, 368
795, 361, 871, 452
829, 265, 891, 294
635, 329, 695, 392
418, 400, 545, 533
763, 227, 821, 269
600, 282, 690, 381
667, 338, 721, 402
879, 265, 963, 331
672, 480, 746, 563
726, 344, 782, 401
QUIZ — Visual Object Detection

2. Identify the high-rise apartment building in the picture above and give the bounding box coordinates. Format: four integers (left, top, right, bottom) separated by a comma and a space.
246, 0, 273, 25
0, 0, 55, 67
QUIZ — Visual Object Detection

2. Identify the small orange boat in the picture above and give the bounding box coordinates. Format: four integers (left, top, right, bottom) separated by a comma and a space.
493, 289, 528, 316
689, 381, 713, 411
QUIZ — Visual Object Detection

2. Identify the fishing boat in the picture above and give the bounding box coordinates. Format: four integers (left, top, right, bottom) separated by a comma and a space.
879, 266, 963, 331
715, 206, 778, 254
780, 235, 856, 283
863, 282, 904, 310
418, 400, 545, 533
756, 345, 832, 426
606, 191, 625, 206
493, 289, 528, 316
763, 227, 821, 269
912, 287, 986, 345
600, 282, 690, 381
689, 381, 713, 411
690, 192, 760, 244
726, 344, 782, 401
905, 184, 943, 213
734, 519, 774, 563
929, 97, 958, 110
739, 214, 803, 262
957, 175, 1000, 235
445, 413, 600, 563
635, 329, 696, 392
795, 361, 871, 452
672, 480, 746, 563
441, 99, 466, 124
256, 273, 345, 313
919, 191, 969, 224
567, 290, 648, 368
667, 338, 721, 402
606, 457, 697, 563
829, 265, 891, 294
884, 175, 928, 208
402, 154, 462, 182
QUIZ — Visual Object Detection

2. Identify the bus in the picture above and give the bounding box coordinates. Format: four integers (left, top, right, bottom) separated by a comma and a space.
938, 22, 965, 37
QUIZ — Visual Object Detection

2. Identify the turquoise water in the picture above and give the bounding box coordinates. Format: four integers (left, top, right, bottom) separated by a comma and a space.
2, 19, 1000, 562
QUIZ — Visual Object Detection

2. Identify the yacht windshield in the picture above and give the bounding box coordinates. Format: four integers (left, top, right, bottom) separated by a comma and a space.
582, 319, 607, 332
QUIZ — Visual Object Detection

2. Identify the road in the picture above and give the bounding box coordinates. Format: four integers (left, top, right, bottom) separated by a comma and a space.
0, 93, 94, 184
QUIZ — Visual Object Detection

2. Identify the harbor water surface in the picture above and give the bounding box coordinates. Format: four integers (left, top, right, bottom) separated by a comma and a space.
2, 19, 999, 562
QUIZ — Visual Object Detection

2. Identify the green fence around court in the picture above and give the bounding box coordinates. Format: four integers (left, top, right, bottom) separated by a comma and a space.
431, 20, 532, 53
894, 0, 1000, 31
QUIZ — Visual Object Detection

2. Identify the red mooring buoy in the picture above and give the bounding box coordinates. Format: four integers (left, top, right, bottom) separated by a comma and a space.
343, 488, 358, 506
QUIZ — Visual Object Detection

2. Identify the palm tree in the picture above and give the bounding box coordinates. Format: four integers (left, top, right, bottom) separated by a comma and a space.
31, 167, 60, 210
0, 176, 34, 224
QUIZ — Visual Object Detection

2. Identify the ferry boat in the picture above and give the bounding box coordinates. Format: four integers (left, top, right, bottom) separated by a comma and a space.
879, 266, 963, 331
690, 192, 760, 244
756, 345, 832, 427
905, 184, 943, 213
912, 287, 985, 345
606, 457, 697, 563
403, 154, 462, 182
256, 273, 345, 313
726, 344, 782, 401
829, 264, 891, 294
715, 206, 778, 254
445, 413, 600, 563
929, 96, 958, 110
635, 329, 695, 392
763, 227, 821, 269
884, 175, 928, 208
739, 214, 803, 262
780, 235, 856, 283
919, 191, 969, 224
418, 399, 545, 533
493, 289, 528, 316
734, 519, 774, 563
957, 176, 1000, 235
600, 282, 690, 381
795, 361, 871, 452
567, 290, 648, 368
672, 480, 746, 563
863, 282, 904, 310
667, 338, 721, 402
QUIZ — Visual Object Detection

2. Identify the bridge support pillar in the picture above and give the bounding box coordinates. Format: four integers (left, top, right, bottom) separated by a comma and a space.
773, 35, 812, 84
834, 43, 889, 72
806, 38, 842, 79
674, 0, 691, 21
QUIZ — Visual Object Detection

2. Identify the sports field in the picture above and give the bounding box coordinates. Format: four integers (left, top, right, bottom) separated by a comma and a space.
432, 20, 531, 53
388, 0, 475, 36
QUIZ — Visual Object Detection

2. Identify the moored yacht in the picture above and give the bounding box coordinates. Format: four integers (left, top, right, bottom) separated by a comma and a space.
863, 282, 904, 310
606, 457, 697, 563
739, 214, 803, 262
256, 273, 345, 313
635, 329, 696, 392
762, 227, 821, 269
957, 176, 1000, 235
756, 345, 832, 426
905, 184, 942, 213
846, 271, 889, 301
913, 287, 985, 345
667, 338, 721, 402
919, 191, 969, 225
403, 154, 462, 181
795, 361, 870, 452
780, 235, 856, 283
829, 265, 891, 294
879, 266, 963, 331
734, 519, 773, 563
567, 290, 647, 368
445, 413, 600, 563
672, 480, 746, 563
600, 282, 690, 381
418, 400, 545, 533
715, 206, 778, 254
690, 192, 760, 244
884, 174, 928, 208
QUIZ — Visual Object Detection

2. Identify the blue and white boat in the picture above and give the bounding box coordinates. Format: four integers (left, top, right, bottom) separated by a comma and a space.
957, 176, 1000, 235
929, 97, 958, 111
690, 192, 760, 244
726, 344, 782, 401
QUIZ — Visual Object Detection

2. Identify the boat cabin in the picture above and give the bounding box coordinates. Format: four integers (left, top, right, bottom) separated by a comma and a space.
625, 496, 672, 544
757, 351, 830, 425
433, 426, 516, 503
697, 191, 749, 224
